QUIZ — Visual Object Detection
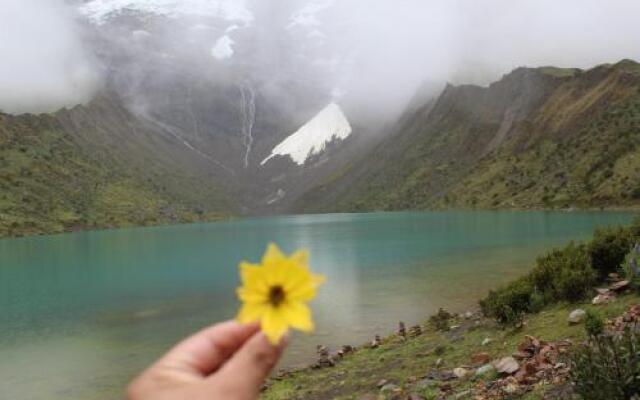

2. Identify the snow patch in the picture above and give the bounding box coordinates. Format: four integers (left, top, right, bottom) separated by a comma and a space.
80, 0, 253, 25
261, 103, 352, 166
211, 35, 234, 59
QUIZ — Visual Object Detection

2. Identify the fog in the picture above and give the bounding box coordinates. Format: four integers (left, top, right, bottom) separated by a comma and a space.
2, 0, 640, 116
0, 0, 100, 114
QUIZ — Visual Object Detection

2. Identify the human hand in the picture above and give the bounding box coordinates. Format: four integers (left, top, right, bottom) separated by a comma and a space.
127, 321, 287, 400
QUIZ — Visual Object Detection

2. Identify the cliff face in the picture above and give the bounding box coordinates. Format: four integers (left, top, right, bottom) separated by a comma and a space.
296, 60, 640, 212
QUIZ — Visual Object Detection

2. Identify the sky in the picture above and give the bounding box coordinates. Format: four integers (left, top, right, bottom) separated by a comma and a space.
1, 0, 640, 114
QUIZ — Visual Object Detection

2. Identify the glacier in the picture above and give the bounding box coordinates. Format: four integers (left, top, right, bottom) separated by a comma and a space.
261, 103, 352, 166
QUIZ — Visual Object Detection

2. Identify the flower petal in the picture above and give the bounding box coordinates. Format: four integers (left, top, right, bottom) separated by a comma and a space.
282, 301, 314, 332
262, 243, 286, 266
237, 303, 267, 324
262, 307, 289, 344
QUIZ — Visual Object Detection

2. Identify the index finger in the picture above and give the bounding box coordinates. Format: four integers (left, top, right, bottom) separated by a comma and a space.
152, 321, 260, 377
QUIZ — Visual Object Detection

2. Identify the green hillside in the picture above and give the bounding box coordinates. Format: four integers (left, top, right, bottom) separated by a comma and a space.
295, 60, 640, 212
0, 110, 231, 238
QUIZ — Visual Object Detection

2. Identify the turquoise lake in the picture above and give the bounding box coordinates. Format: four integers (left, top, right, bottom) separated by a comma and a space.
0, 211, 636, 400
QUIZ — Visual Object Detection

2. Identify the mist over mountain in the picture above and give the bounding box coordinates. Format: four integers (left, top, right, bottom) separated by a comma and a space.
2, 0, 640, 237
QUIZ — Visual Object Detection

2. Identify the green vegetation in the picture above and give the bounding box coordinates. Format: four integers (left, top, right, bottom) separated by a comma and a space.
0, 113, 231, 238
264, 220, 640, 399
480, 220, 638, 326
297, 59, 640, 213
263, 295, 640, 400
571, 328, 640, 400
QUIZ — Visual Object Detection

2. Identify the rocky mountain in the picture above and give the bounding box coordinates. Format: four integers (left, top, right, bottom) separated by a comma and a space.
0, 0, 384, 236
296, 60, 640, 212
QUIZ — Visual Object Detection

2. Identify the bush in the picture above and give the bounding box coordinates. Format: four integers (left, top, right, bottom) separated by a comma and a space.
532, 243, 595, 302
584, 309, 604, 338
479, 277, 533, 326
621, 244, 640, 290
429, 308, 453, 331
481, 221, 640, 326
588, 227, 633, 280
570, 329, 640, 400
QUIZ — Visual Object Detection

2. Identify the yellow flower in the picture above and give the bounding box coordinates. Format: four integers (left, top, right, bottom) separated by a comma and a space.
236, 243, 325, 344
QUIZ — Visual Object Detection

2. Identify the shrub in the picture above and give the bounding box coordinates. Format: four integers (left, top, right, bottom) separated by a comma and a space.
570, 329, 640, 400
481, 221, 640, 326
621, 244, 640, 290
479, 277, 533, 326
584, 309, 604, 338
532, 243, 595, 301
588, 227, 633, 280
429, 308, 453, 332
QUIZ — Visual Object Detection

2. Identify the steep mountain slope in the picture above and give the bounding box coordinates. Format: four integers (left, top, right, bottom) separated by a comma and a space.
0, 97, 231, 238
296, 60, 640, 212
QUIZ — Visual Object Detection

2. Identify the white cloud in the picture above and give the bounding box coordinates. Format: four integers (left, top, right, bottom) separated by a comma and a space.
0, 0, 100, 114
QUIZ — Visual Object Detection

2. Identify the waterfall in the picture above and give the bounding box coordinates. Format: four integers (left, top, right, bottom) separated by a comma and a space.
239, 82, 256, 168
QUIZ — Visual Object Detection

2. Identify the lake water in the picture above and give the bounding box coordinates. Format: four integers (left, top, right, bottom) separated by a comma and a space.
0, 211, 636, 400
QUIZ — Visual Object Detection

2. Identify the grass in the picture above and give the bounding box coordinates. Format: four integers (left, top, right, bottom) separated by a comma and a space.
0, 113, 231, 238
263, 293, 640, 400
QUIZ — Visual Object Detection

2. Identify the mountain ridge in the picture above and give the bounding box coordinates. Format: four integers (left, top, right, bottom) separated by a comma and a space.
294, 59, 640, 212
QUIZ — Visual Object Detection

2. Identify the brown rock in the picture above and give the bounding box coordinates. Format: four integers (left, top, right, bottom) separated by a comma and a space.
472, 352, 491, 364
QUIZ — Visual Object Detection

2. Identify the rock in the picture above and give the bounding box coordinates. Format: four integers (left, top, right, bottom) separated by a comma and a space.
610, 280, 630, 292
476, 363, 496, 377
397, 321, 407, 337
481, 337, 492, 346
370, 335, 382, 348
409, 325, 422, 337
380, 383, 399, 393
376, 379, 388, 388
463, 311, 474, 319
568, 309, 587, 324
439, 370, 457, 381
453, 367, 469, 379
494, 356, 520, 375
593, 293, 616, 305
595, 288, 611, 295
472, 352, 491, 364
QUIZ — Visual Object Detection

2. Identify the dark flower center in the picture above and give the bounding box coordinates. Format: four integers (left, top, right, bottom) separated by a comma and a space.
268, 285, 285, 307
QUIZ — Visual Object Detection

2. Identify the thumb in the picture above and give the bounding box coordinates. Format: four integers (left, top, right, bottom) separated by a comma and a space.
207, 331, 287, 398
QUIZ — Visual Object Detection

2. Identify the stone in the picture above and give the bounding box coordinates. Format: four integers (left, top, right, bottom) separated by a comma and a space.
453, 367, 469, 379
463, 311, 474, 319
494, 356, 520, 375
568, 309, 587, 324
380, 383, 400, 393
610, 280, 630, 292
476, 363, 496, 377
593, 293, 616, 305
409, 325, 422, 337
472, 352, 491, 364
397, 321, 407, 337
481, 337, 492, 346
376, 379, 388, 388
